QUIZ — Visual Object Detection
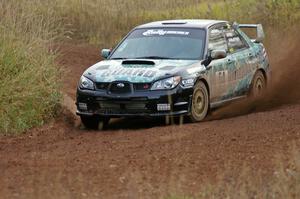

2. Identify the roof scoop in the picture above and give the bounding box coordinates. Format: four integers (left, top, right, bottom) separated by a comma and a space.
122, 60, 155, 65
162, 22, 187, 25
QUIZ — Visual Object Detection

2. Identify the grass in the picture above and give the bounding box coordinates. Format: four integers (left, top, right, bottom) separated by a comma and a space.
50, 0, 300, 46
0, 0, 63, 134
51, 0, 209, 45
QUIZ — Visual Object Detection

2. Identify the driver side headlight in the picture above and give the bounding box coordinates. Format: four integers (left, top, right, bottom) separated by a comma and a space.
151, 76, 181, 90
79, 76, 95, 90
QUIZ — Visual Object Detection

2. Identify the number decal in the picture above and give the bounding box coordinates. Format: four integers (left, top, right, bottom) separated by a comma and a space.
215, 70, 228, 84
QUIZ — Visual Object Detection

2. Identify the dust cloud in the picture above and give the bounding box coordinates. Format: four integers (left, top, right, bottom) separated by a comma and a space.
211, 27, 300, 119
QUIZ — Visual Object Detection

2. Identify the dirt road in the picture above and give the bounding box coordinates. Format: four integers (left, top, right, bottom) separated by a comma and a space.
0, 39, 300, 198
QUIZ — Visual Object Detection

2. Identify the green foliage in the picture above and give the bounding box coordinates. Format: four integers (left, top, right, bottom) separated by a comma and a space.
49, 0, 300, 46
51, 0, 204, 46
0, 0, 62, 134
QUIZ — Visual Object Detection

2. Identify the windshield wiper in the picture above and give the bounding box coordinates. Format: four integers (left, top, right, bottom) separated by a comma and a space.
133, 56, 173, 60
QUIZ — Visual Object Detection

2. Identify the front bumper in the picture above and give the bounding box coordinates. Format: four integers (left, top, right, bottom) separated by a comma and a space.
76, 85, 193, 117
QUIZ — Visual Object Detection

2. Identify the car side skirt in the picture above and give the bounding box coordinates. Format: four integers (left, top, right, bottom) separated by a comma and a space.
210, 95, 247, 109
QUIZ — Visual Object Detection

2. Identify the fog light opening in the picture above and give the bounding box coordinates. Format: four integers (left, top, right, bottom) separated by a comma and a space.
157, 104, 171, 111
78, 103, 88, 111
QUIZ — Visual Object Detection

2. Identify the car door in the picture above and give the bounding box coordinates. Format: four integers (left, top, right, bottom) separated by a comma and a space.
223, 27, 252, 97
207, 25, 235, 103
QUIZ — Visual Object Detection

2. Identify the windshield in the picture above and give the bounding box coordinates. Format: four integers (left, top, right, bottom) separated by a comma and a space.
110, 28, 206, 60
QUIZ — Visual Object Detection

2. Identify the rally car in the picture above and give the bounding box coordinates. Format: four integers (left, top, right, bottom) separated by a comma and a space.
76, 19, 270, 129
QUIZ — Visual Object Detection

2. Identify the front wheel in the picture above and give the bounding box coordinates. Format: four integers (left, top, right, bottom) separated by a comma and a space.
189, 81, 209, 122
80, 115, 110, 130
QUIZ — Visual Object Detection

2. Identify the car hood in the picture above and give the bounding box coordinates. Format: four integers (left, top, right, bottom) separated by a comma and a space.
83, 59, 204, 83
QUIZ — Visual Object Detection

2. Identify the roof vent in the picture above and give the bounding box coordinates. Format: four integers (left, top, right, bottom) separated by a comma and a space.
162, 22, 187, 25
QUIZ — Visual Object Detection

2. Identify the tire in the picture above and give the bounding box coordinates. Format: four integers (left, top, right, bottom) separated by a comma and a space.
189, 81, 209, 122
80, 115, 110, 130
250, 70, 266, 98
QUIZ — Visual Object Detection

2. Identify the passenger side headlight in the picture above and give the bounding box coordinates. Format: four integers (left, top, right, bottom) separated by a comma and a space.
181, 78, 195, 88
79, 76, 95, 90
151, 76, 181, 90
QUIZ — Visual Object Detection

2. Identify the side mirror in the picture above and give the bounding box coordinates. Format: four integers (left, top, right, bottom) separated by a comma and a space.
202, 49, 227, 68
211, 50, 227, 60
101, 49, 111, 59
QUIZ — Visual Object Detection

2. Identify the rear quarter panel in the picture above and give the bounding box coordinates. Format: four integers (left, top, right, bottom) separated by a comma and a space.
237, 29, 270, 90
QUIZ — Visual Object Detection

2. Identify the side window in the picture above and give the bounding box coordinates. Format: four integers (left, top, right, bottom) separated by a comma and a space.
224, 28, 248, 53
208, 27, 227, 52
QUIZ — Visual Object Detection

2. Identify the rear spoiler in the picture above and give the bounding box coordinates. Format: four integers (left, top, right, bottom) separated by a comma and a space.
233, 22, 265, 43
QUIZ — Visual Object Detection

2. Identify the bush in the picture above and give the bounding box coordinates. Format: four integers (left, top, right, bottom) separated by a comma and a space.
0, 0, 63, 134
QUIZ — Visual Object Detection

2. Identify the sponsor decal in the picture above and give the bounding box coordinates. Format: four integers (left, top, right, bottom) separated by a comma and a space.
262, 48, 267, 58
98, 67, 157, 78
143, 29, 190, 36
215, 70, 228, 84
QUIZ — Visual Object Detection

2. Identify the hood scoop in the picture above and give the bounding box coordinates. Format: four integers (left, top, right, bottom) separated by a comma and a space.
122, 60, 155, 65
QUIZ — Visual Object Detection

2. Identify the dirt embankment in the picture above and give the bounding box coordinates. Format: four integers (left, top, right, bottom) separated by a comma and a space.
0, 31, 299, 198
54, 42, 102, 98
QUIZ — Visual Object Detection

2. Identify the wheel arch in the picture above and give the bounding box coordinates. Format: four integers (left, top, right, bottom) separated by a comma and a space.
195, 77, 210, 97
257, 68, 267, 82
189, 77, 211, 122
253, 68, 268, 88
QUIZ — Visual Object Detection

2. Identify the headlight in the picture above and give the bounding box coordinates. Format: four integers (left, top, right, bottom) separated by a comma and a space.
151, 76, 181, 90
79, 76, 94, 90
181, 78, 195, 88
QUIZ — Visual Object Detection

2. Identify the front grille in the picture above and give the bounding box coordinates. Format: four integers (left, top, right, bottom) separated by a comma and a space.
98, 101, 148, 114
99, 101, 120, 109
109, 82, 131, 94
97, 109, 149, 115
95, 82, 152, 93
99, 101, 146, 110
126, 103, 147, 110
133, 83, 151, 91
96, 83, 110, 90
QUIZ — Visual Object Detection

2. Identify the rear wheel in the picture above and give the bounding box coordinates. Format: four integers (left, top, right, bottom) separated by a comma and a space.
250, 70, 266, 98
80, 115, 110, 130
189, 81, 209, 122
